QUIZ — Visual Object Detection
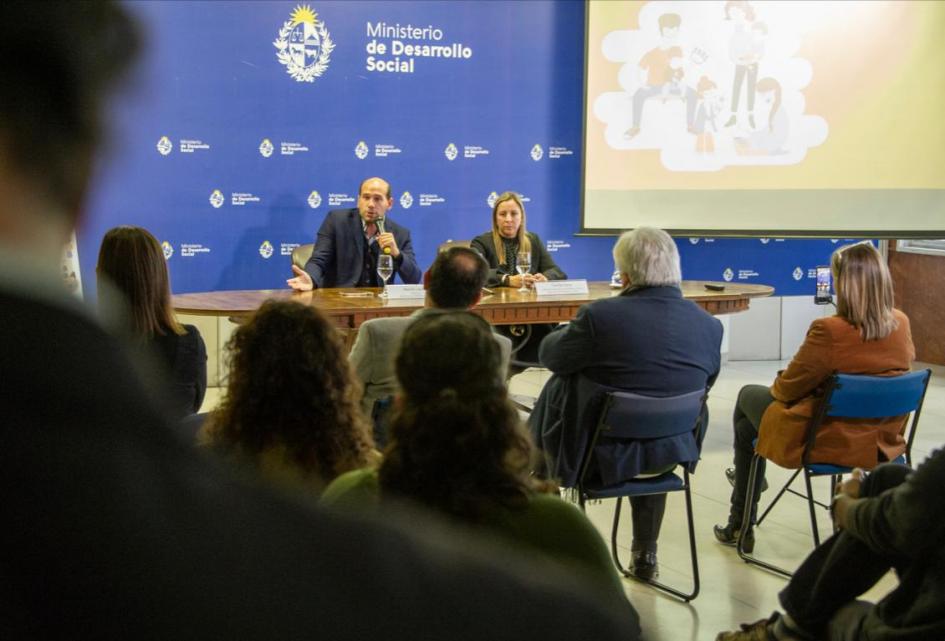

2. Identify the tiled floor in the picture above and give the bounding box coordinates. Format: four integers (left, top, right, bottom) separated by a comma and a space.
201, 360, 944, 641
508, 360, 943, 641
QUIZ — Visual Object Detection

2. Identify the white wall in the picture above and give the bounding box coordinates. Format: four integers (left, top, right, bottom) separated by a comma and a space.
728, 296, 833, 361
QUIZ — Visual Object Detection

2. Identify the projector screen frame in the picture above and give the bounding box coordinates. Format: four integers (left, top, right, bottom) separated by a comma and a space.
578, 1, 945, 240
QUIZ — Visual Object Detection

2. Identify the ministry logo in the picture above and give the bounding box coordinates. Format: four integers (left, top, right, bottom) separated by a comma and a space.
274, 5, 333, 83
530, 144, 544, 161
793, 267, 804, 281
209, 189, 225, 209
722, 267, 734, 282
307, 190, 322, 209
399, 191, 414, 209
161, 241, 174, 260
355, 140, 369, 159
156, 136, 173, 156
259, 240, 274, 259
259, 138, 274, 158
444, 143, 458, 161
486, 191, 498, 208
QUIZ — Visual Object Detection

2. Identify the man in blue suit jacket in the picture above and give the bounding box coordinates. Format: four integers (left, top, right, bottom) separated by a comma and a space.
529, 227, 723, 581
287, 177, 421, 289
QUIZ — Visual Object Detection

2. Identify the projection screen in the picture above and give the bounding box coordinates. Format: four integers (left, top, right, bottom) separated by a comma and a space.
582, 0, 945, 236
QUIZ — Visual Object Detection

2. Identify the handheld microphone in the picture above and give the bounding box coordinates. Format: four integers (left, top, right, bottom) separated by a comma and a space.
376, 217, 391, 254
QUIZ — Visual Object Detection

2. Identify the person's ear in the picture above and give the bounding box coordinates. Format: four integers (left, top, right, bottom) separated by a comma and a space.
620, 273, 631, 287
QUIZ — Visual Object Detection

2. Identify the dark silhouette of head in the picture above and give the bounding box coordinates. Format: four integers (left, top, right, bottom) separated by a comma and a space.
427, 246, 489, 309
0, 1, 139, 224
379, 311, 550, 521
205, 300, 374, 486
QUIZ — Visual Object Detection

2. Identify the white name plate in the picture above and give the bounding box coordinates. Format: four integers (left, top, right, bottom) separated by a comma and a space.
534, 279, 589, 296
384, 284, 426, 299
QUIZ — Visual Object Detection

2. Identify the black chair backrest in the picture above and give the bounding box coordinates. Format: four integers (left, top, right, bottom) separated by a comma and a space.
600, 388, 706, 440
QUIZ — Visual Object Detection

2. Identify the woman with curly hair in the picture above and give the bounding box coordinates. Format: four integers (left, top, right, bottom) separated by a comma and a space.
323, 311, 634, 608
202, 300, 377, 495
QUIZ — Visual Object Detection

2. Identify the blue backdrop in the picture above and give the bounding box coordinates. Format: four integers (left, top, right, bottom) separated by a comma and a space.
81, 0, 861, 298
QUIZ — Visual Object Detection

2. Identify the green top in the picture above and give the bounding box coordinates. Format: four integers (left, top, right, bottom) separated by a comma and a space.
322, 468, 627, 598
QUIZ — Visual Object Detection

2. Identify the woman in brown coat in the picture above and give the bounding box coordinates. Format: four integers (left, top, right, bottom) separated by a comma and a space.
714, 242, 915, 550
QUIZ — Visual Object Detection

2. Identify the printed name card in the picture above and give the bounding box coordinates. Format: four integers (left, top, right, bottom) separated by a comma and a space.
384, 284, 426, 299
534, 279, 589, 296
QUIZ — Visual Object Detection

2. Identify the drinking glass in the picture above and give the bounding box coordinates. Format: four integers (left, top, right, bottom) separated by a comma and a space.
515, 251, 531, 293
377, 254, 393, 298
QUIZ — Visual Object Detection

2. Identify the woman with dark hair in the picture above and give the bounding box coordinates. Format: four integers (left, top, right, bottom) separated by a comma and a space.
715, 242, 915, 551
323, 311, 631, 602
96, 225, 207, 418
202, 300, 376, 495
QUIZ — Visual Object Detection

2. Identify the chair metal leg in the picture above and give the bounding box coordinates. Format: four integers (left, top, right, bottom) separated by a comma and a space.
831, 474, 841, 535
737, 454, 792, 578
610, 497, 626, 574
803, 469, 821, 547
756, 468, 801, 527
609, 489, 700, 601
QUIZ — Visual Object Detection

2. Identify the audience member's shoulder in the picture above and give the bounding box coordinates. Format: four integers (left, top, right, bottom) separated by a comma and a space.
321, 467, 380, 510
893, 308, 910, 328
181, 323, 205, 343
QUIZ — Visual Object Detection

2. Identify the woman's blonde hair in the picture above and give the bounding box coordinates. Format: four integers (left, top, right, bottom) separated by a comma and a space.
490, 191, 531, 266
831, 242, 898, 341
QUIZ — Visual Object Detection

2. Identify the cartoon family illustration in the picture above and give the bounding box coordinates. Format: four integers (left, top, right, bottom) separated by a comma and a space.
617, 1, 795, 161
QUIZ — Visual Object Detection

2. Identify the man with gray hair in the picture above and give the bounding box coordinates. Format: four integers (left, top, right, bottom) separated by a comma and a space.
529, 227, 723, 580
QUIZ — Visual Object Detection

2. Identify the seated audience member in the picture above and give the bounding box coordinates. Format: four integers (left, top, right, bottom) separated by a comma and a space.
201, 300, 377, 495
469, 191, 567, 366
0, 2, 646, 638
529, 227, 723, 580
714, 242, 915, 552
96, 225, 207, 419
716, 451, 945, 641
325, 312, 640, 629
350, 246, 511, 444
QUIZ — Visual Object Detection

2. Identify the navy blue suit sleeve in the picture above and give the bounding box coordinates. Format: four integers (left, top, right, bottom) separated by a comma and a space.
705, 316, 724, 389
393, 228, 421, 284
304, 211, 338, 289
539, 305, 594, 374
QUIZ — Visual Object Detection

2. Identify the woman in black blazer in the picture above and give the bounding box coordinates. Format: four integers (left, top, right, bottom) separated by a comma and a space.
97, 226, 207, 420
470, 192, 566, 289
469, 192, 566, 366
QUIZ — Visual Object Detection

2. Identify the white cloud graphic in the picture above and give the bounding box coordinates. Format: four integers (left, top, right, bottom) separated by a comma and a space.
594, 0, 828, 172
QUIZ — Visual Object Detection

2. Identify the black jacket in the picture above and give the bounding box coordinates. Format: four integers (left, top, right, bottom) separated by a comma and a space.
470, 231, 566, 287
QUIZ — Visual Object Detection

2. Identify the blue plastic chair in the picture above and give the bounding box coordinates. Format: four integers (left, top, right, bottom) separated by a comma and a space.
576, 387, 707, 601
738, 369, 932, 577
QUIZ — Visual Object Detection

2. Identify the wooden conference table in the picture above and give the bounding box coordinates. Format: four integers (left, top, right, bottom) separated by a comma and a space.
173, 281, 774, 329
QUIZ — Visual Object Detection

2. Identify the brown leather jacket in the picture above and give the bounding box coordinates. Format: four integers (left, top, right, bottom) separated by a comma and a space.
756, 310, 915, 469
